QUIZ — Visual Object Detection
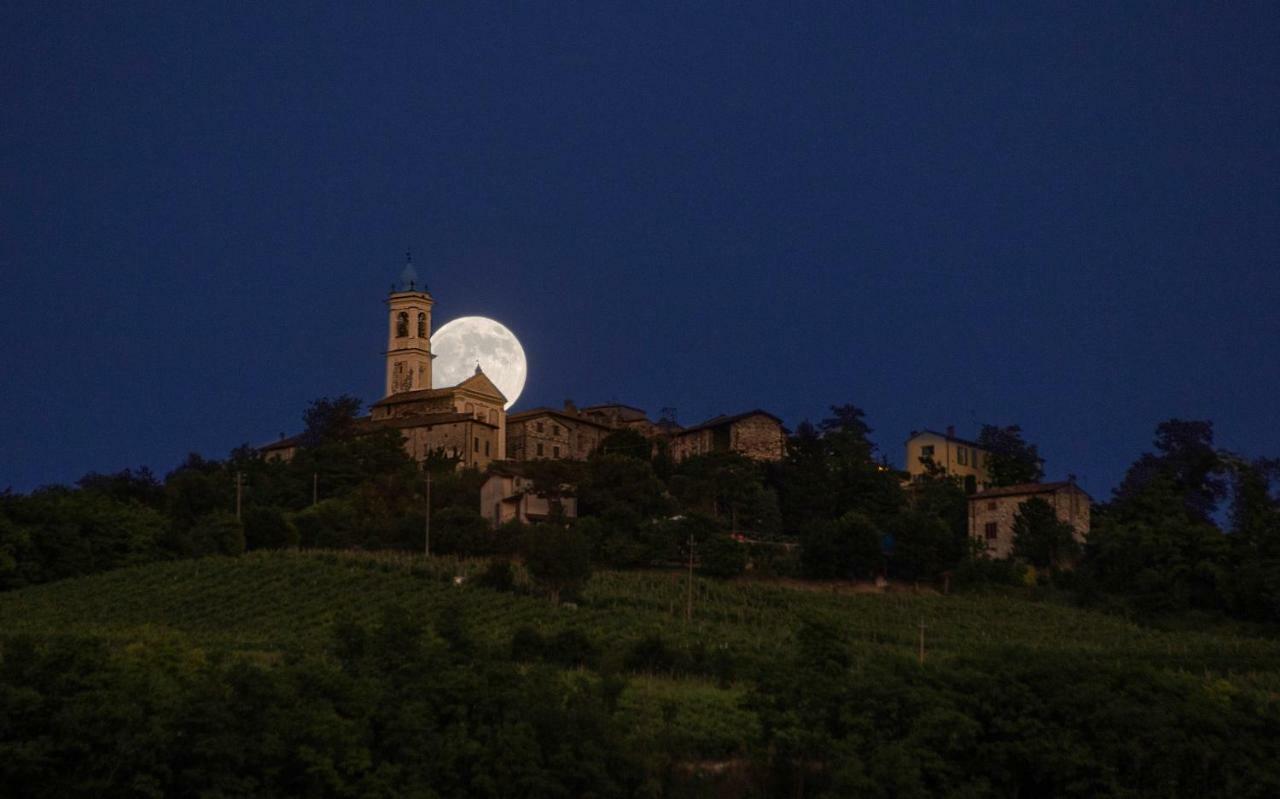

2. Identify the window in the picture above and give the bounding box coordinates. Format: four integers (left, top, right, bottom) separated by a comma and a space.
553, 425, 560, 436
474, 437, 479, 452
921, 445, 935, 457
957, 447, 968, 466
553, 446, 560, 458
536, 422, 544, 432
984, 522, 998, 540
537, 443, 544, 456
417, 312, 427, 338
465, 403, 474, 415
396, 312, 409, 337
485, 441, 490, 456
987, 501, 997, 511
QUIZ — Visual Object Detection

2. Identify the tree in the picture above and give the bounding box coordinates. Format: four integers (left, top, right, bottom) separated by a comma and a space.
884, 509, 957, 581
597, 428, 653, 461
776, 405, 902, 535
189, 512, 246, 557
669, 451, 781, 535
577, 454, 670, 523
977, 425, 1044, 487
522, 525, 593, 603
1112, 419, 1227, 524
697, 533, 748, 578
1011, 497, 1080, 571
299, 395, 363, 448
800, 512, 882, 579
242, 506, 298, 550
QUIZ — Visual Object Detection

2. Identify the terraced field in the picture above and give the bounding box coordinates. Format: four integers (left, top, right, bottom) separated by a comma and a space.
2, 549, 1276, 679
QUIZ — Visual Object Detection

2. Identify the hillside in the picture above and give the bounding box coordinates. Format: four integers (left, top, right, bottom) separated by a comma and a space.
3, 550, 1279, 795
5, 550, 1279, 687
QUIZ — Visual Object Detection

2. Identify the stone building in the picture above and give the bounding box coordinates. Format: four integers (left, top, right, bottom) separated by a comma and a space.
506, 403, 614, 461
668, 410, 786, 462
260, 257, 507, 470
968, 481, 1091, 559
904, 427, 993, 493
479, 463, 578, 527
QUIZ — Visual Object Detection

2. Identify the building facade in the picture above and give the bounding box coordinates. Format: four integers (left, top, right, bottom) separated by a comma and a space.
667, 411, 787, 462
904, 427, 993, 492
479, 465, 579, 527
968, 481, 1091, 559
506, 403, 615, 461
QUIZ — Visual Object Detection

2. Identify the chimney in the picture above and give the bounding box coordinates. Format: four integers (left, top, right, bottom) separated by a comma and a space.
564, 399, 577, 414
946, 425, 956, 438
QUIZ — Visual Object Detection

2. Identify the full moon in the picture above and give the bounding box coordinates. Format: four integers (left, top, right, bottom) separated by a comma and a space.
430, 316, 527, 408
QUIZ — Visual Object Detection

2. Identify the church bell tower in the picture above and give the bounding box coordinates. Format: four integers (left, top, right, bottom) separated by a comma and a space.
384, 252, 435, 396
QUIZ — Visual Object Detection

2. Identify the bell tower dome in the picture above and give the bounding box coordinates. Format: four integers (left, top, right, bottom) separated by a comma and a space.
384, 251, 435, 396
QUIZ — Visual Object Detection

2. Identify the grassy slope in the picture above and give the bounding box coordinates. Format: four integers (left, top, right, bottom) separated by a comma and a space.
2, 550, 1277, 756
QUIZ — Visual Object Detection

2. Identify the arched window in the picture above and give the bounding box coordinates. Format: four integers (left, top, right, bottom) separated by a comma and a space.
396, 312, 409, 338
417, 312, 427, 338
464, 402, 474, 415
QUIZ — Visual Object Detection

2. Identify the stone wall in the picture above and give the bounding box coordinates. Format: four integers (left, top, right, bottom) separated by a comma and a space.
507, 413, 611, 461
968, 485, 1091, 559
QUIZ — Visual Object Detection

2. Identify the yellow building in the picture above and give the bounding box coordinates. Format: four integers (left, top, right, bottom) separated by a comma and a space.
903, 427, 992, 493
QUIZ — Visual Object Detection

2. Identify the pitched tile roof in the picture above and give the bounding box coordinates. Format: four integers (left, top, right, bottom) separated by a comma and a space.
675, 409, 784, 436
970, 481, 1090, 501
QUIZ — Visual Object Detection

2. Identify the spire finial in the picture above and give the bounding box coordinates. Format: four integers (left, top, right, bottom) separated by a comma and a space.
475, 360, 482, 375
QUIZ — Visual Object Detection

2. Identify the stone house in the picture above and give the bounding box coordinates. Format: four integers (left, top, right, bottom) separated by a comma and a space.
506, 403, 615, 461
968, 481, 1091, 559
479, 464, 578, 527
904, 427, 994, 493
667, 410, 786, 463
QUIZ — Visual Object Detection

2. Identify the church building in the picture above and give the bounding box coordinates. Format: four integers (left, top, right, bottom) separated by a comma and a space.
261, 258, 508, 469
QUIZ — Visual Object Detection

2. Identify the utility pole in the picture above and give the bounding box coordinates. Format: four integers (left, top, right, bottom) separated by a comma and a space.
918, 620, 927, 666
686, 532, 695, 622
424, 470, 433, 557
312, 472, 318, 506
235, 471, 243, 521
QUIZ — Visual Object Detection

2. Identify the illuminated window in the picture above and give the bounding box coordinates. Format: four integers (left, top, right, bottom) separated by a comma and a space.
984, 522, 998, 540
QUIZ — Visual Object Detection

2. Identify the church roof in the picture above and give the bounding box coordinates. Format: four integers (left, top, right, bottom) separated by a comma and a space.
453, 367, 507, 402
970, 481, 1090, 501
370, 387, 454, 407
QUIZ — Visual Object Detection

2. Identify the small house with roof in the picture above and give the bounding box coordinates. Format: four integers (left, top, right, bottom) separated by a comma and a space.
968, 481, 1091, 559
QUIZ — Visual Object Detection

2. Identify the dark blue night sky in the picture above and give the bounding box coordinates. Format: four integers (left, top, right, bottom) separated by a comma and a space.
2, 3, 1277, 497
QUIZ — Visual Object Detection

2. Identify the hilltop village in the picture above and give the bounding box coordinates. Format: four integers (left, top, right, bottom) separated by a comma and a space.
261, 265, 1092, 556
